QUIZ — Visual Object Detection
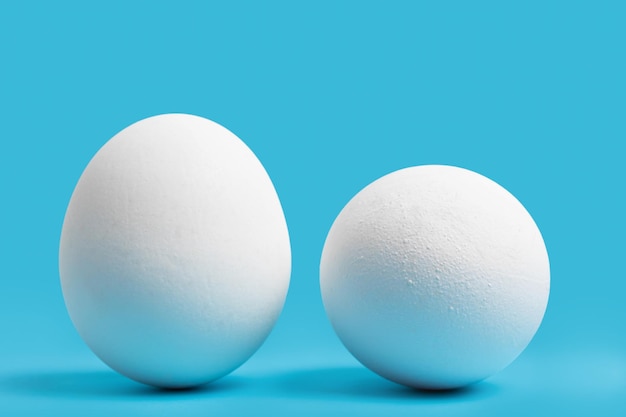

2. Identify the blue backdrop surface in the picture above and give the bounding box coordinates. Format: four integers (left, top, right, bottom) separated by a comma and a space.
1, 1, 625, 416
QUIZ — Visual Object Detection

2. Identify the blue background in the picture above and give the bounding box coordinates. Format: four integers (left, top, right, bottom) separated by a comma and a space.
1, 1, 625, 416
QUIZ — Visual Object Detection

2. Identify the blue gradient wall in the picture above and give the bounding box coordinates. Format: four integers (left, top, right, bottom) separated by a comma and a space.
1, 1, 624, 416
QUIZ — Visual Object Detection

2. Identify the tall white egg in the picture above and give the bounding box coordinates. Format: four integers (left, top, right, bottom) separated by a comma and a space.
59, 114, 291, 388
320, 165, 550, 390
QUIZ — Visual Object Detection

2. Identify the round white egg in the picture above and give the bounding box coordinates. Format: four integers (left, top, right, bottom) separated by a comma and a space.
59, 114, 291, 388
320, 165, 550, 390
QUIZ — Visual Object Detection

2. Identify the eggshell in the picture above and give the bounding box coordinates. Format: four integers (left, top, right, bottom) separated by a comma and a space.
60, 114, 291, 388
320, 165, 549, 389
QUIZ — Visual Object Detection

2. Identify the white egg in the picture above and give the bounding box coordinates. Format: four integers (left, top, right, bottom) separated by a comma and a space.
59, 114, 291, 388
320, 165, 550, 390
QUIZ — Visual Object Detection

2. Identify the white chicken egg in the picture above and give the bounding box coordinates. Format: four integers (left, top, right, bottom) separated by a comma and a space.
320, 165, 550, 389
59, 114, 291, 388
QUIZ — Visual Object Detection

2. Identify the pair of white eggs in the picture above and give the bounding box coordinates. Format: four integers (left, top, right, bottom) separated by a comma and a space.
60, 114, 550, 390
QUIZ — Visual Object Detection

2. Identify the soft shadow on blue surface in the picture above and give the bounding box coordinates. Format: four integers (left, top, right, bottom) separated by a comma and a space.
1, 366, 499, 403
269, 366, 500, 402
1, 369, 246, 400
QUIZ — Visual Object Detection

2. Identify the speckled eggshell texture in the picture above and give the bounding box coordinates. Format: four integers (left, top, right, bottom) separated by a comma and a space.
60, 114, 291, 388
320, 165, 550, 390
